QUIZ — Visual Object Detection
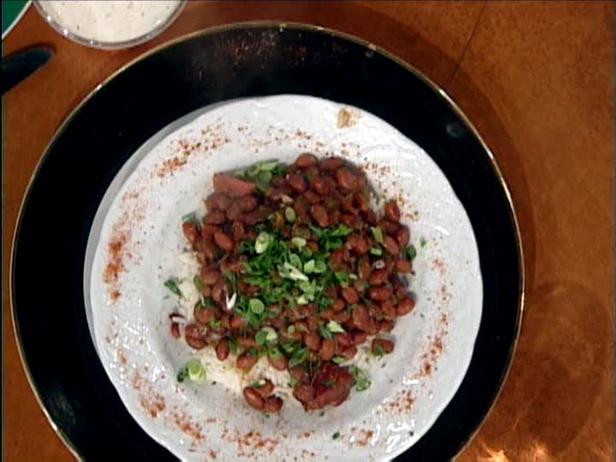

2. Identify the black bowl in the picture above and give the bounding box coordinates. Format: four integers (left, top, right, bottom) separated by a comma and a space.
11, 22, 523, 461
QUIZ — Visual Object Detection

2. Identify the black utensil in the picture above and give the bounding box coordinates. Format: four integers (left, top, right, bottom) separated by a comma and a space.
1, 46, 53, 94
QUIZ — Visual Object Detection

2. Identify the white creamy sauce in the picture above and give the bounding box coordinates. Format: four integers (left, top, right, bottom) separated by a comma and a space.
40, 1, 180, 43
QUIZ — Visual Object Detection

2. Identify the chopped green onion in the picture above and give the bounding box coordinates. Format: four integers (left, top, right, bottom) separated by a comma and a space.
164, 278, 182, 297
291, 237, 306, 249
313, 260, 327, 273
289, 253, 302, 269
326, 320, 345, 333
256, 327, 278, 345
182, 212, 199, 224
404, 245, 417, 261
279, 262, 308, 281
285, 207, 297, 223
332, 356, 346, 365
178, 359, 206, 384
351, 366, 371, 392
249, 298, 265, 314
371, 226, 384, 244
303, 259, 316, 273
255, 232, 272, 254
201, 297, 216, 308
193, 275, 203, 292
288, 347, 308, 368
258, 160, 280, 171
370, 247, 383, 256
373, 343, 386, 357
319, 324, 333, 340
296, 295, 310, 305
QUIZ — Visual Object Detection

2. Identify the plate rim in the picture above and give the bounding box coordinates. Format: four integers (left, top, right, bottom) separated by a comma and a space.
9, 20, 525, 460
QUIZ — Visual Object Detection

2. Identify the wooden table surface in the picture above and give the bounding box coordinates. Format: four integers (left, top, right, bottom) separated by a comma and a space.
4, 1, 613, 460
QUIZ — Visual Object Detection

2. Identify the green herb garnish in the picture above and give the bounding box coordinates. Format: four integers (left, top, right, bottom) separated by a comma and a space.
351, 366, 371, 392
164, 278, 182, 297
332, 432, 341, 440
326, 320, 345, 333
177, 359, 206, 383
404, 245, 417, 261
288, 347, 308, 367
332, 356, 346, 365
370, 226, 384, 244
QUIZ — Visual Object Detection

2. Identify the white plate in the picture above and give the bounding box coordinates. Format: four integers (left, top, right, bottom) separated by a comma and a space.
85, 95, 482, 461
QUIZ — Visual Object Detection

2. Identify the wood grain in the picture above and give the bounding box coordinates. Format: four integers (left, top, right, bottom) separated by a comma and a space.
4, 1, 613, 460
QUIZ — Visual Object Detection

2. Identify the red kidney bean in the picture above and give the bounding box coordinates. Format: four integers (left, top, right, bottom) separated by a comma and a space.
213, 231, 234, 251
333, 310, 351, 323
237, 195, 258, 212
312, 176, 331, 195
304, 331, 321, 351
369, 269, 388, 286
363, 209, 378, 226
369, 286, 393, 302
237, 352, 258, 371
264, 396, 283, 413
295, 153, 319, 168
254, 379, 274, 398
230, 315, 246, 329
289, 366, 309, 383
201, 269, 221, 285
341, 286, 359, 304
341, 214, 356, 227
332, 299, 345, 312
396, 297, 415, 316
204, 210, 226, 224
320, 157, 344, 170
329, 248, 345, 269
242, 206, 271, 225
211, 281, 226, 304
383, 236, 400, 255
226, 202, 243, 221
381, 220, 401, 235
335, 332, 353, 347
358, 257, 372, 280
372, 338, 394, 354
237, 336, 257, 349
184, 323, 207, 350
307, 315, 320, 331
396, 259, 413, 273
182, 222, 201, 246
341, 345, 358, 360
351, 305, 372, 332
294, 201, 310, 223
243, 387, 265, 410
194, 305, 219, 325
384, 200, 401, 221
206, 193, 232, 211
353, 331, 367, 345
319, 338, 336, 361
170, 322, 180, 339
310, 205, 329, 227
288, 173, 307, 193
305, 240, 319, 253
396, 227, 410, 248
201, 224, 220, 237
215, 338, 230, 360
354, 193, 370, 212
380, 320, 395, 332
304, 190, 321, 205
381, 300, 397, 320
268, 353, 288, 371
336, 168, 358, 191
293, 383, 315, 403
214, 173, 256, 197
